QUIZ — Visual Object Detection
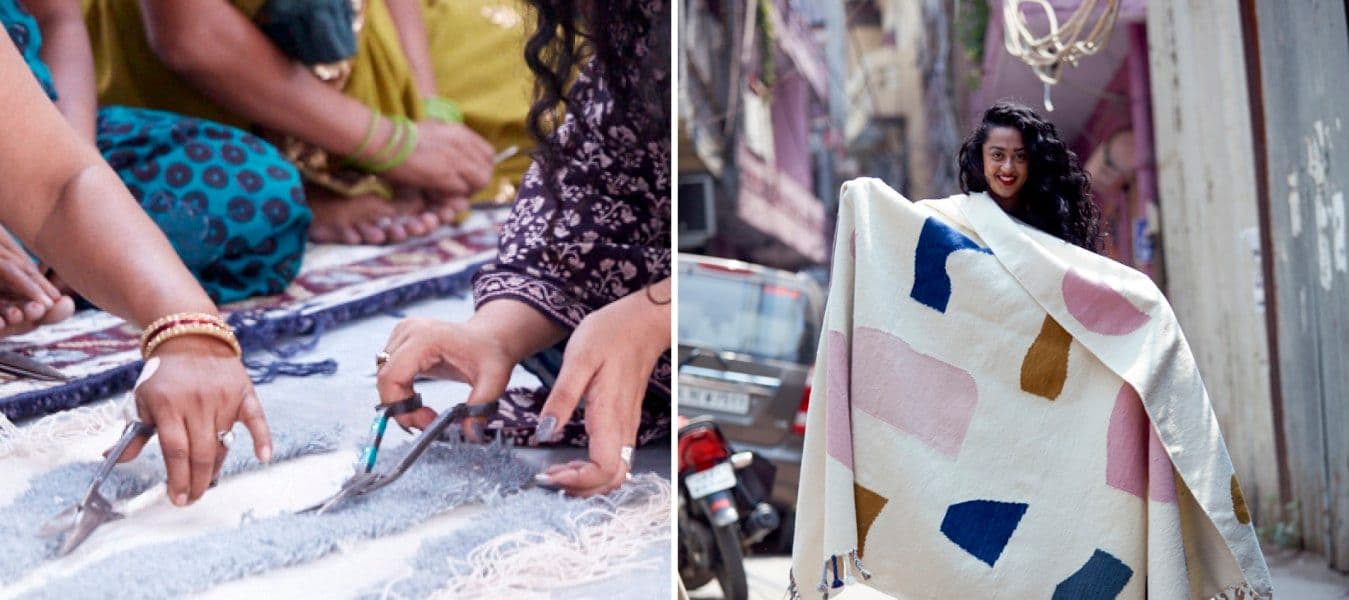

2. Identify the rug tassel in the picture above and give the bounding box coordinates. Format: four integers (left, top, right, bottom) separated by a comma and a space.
849, 549, 873, 580
830, 555, 844, 588
787, 570, 801, 600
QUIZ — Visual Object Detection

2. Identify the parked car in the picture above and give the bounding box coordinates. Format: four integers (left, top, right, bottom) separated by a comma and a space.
676, 253, 825, 551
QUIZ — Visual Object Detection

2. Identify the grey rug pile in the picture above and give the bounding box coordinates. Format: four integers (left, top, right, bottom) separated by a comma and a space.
18, 439, 533, 599
0, 424, 342, 586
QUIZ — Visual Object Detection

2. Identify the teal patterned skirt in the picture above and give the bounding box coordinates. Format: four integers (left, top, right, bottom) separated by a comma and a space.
3, 0, 310, 303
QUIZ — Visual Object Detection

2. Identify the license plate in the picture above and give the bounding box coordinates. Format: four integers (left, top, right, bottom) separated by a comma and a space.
680, 386, 751, 415
685, 462, 737, 499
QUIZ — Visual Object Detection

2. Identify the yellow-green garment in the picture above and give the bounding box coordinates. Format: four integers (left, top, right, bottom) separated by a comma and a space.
83, 0, 533, 202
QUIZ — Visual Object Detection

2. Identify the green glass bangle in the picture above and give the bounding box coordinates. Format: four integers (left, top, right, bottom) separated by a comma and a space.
422, 95, 463, 124
345, 109, 382, 162
368, 117, 419, 173
356, 117, 405, 171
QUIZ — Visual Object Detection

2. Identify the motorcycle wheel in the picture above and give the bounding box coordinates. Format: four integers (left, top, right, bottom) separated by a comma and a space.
679, 518, 716, 590
712, 523, 748, 600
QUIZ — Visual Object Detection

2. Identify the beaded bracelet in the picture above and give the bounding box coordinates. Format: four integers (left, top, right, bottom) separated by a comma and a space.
139, 312, 241, 359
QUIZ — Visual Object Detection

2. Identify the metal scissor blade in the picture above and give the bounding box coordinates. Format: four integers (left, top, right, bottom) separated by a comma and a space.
0, 350, 68, 381
38, 504, 79, 538
55, 492, 123, 557
297, 472, 381, 515
39, 420, 153, 555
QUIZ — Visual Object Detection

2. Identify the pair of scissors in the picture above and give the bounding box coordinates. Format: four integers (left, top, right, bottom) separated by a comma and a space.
297, 394, 499, 515
37, 418, 155, 556
0, 349, 68, 381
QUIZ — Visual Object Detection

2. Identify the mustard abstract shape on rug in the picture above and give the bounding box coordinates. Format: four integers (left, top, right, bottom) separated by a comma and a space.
1020, 314, 1072, 400
854, 482, 888, 557
1231, 475, 1251, 525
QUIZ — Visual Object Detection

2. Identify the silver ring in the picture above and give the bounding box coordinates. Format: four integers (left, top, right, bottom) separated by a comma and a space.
217, 430, 235, 449
375, 351, 391, 370
619, 445, 634, 467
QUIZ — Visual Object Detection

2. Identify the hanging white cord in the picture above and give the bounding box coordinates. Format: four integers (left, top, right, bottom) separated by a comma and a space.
1002, 0, 1121, 111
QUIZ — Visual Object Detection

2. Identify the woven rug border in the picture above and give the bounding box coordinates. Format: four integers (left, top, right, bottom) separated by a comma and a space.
0, 257, 491, 421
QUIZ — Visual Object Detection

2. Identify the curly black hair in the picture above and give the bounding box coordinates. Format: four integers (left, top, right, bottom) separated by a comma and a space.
521, 0, 670, 195
958, 101, 1101, 251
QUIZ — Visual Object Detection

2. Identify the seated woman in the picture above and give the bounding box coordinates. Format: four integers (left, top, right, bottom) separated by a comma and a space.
82, 0, 532, 245
2, 0, 310, 306
374, 0, 671, 497
0, 31, 270, 506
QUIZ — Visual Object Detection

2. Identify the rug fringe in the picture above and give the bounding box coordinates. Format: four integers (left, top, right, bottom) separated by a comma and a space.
791, 549, 871, 600
427, 474, 671, 599
1208, 581, 1265, 600
0, 394, 129, 459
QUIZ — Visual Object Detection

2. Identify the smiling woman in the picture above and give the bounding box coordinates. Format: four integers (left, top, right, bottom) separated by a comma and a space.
957, 101, 1101, 251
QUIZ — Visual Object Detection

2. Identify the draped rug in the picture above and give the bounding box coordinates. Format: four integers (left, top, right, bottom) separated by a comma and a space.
791, 179, 1271, 599
0, 215, 501, 421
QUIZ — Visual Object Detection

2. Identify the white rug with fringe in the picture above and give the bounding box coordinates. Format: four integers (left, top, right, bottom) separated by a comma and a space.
0, 292, 671, 599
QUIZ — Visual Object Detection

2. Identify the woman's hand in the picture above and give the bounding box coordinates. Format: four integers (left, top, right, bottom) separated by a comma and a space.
384, 121, 495, 198
536, 281, 671, 497
374, 317, 517, 435
117, 335, 272, 506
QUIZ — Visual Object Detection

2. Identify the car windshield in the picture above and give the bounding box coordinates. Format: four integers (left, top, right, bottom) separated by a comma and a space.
678, 263, 815, 363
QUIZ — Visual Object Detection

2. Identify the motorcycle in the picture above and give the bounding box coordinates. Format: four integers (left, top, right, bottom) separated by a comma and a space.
677, 417, 779, 600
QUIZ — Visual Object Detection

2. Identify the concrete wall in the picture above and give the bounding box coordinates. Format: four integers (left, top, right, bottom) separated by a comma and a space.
1147, 1, 1280, 524
1251, 0, 1349, 571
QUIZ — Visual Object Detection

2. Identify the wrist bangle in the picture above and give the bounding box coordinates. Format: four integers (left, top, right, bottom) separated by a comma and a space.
139, 312, 239, 358
144, 323, 241, 359
423, 95, 463, 124
367, 116, 419, 173
345, 109, 382, 162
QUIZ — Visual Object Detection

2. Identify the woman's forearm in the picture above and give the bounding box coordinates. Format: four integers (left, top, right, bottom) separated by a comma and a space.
25, 0, 98, 142
0, 40, 216, 326
136, 0, 379, 157
32, 166, 217, 323
384, 0, 437, 98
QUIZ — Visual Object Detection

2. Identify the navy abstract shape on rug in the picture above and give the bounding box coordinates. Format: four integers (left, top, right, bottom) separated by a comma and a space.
939, 499, 1028, 567
911, 217, 993, 313
1052, 549, 1133, 599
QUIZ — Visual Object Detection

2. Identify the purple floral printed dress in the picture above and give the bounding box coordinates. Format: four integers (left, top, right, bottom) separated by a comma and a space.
473, 0, 670, 448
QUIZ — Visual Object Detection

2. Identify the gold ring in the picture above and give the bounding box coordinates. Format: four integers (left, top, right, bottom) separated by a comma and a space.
375, 351, 391, 370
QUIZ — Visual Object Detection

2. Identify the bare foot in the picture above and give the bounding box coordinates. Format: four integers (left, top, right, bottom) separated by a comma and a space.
0, 228, 73, 337
424, 192, 471, 226
305, 184, 400, 245
383, 187, 442, 244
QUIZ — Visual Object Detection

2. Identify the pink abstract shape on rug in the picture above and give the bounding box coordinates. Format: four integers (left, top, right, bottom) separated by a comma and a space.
852, 327, 978, 458
1107, 383, 1152, 499
1061, 268, 1150, 336
826, 330, 854, 469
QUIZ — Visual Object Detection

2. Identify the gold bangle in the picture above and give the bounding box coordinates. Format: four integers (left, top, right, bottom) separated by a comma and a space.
139, 312, 230, 356
143, 323, 241, 359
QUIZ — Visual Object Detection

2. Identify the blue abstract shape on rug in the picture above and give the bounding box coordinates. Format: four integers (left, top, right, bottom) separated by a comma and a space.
939, 499, 1028, 567
1052, 549, 1134, 599
911, 217, 993, 313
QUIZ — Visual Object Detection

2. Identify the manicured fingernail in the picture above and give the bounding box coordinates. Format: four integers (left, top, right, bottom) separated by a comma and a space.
535, 415, 557, 444
260, 446, 273, 463
173, 493, 187, 506
533, 473, 560, 490
27, 301, 43, 313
